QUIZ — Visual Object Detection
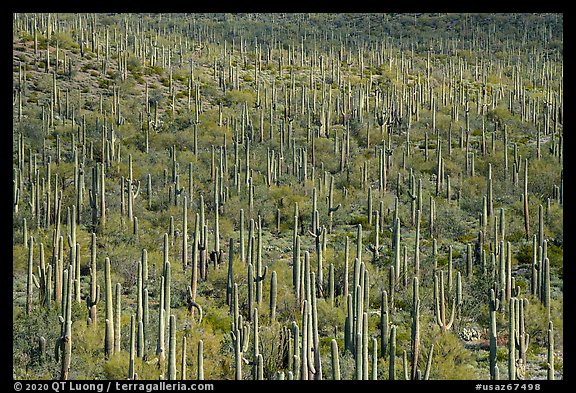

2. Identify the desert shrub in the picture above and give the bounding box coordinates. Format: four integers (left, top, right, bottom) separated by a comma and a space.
545, 203, 563, 244
334, 350, 359, 380
527, 159, 562, 199
13, 306, 65, 378
222, 89, 255, 109
146, 65, 165, 76
515, 241, 534, 266
423, 328, 480, 379
434, 203, 470, 241
50, 31, 78, 50
126, 55, 143, 74
316, 298, 346, 336
102, 352, 131, 379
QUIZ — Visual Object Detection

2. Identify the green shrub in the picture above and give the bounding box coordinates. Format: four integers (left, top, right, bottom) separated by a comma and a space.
425, 329, 480, 379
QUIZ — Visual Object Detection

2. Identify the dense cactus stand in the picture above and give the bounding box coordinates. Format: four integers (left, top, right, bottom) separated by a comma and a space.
12, 12, 562, 380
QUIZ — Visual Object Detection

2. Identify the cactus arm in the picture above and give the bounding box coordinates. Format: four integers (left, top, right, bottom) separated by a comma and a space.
186, 286, 203, 324
241, 325, 250, 352
328, 203, 341, 213
88, 187, 95, 207
255, 266, 268, 282
54, 337, 62, 363
133, 181, 141, 199
308, 348, 317, 375
190, 301, 202, 325
423, 344, 434, 380
95, 284, 101, 305
445, 297, 456, 331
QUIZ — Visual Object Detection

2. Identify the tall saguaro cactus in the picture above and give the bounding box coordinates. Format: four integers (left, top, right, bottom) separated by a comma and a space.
270, 270, 277, 321
411, 295, 421, 380
389, 325, 397, 380
157, 276, 166, 372
128, 314, 136, 380
182, 196, 188, 272
547, 321, 555, 380
514, 298, 530, 379
330, 339, 341, 380
115, 283, 122, 354
55, 264, 73, 380
508, 298, 517, 380
104, 257, 114, 358
489, 288, 500, 380
523, 158, 530, 240
34, 242, 52, 309
434, 270, 456, 332
197, 340, 204, 380
167, 315, 177, 380
226, 238, 234, 307
26, 236, 34, 316
87, 233, 100, 326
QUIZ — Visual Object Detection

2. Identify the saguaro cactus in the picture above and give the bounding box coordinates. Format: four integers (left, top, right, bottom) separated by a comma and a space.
239, 209, 246, 262
270, 270, 277, 321
411, 295, 421, 380
523, 158, 530, 240
182, 196, 188, 272
507, 297, 518, 380
197, 340, 204, 380
167, 315, 177, 380
129, 314, 136, 380
300, 300, 313, 380
414, 209, 421, 279
190, 213, 200, 317
226, 238, 234, 307
542, 257, 551, 320
157, 276, 166, 371
87, 233, 100, 326
55, 264, 73, 380
231, 324, 250, 380
514, 298, 530, 379
489, 288, 500, 380
104, 257, 114, 358
115, 283, 122, 353
344, 293, 353, 353
356, 224, 363, 264
310, 272, 323, 380
327, 175, 340, 233
380, 290, 389, 358
252, 307, 261, 378
255, 217, 266, 304
293, 234, 301, 302
434, 270, 456, 332
32, 241, 52, 310
547, 321, 554, 380
330, 339, 341, 380
26, 236, 34, 316
389, 325, 397, 380
423, 344, 434, 380
393, 216, 401, 280
163, 258, 172, 332
180, 336, 187, 381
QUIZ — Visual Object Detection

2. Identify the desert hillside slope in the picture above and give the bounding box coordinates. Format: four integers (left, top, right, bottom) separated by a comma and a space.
12, 13, 563, 380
